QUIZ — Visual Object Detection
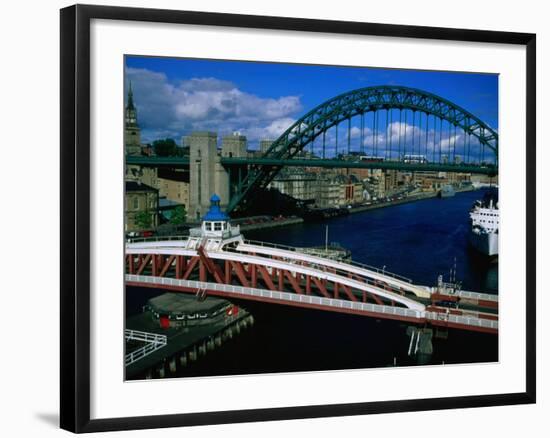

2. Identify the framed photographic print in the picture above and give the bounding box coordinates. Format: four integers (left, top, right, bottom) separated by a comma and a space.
60, 4, 536, 433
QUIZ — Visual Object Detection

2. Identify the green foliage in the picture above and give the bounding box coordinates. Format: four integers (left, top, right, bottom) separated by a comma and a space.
135, 211, 152, 229
169, 205, 187, 225
152, 138, 178, 157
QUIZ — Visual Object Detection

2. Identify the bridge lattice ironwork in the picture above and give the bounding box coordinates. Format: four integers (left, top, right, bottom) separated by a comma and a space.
227, 85, 498, 212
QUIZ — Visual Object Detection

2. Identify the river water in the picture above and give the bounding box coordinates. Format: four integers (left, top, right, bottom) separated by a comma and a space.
127, 189, 498, 378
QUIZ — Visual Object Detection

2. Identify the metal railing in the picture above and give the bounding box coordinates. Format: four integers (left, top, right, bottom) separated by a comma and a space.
129, 226, 242, 243
127, 235, 188, 244
126, 275, 423, 320
125, 329, 167, 366
239, 239, 413, 283
127, 232, 411, 284
125, 273, 497, 332
425, 311, 498, 330
456, 289, 499, 302
224, 245, 388, 291
126, 275, 497, 331
189, 228, 202, 238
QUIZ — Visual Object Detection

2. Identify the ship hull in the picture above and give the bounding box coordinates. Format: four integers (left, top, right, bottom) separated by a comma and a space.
469, 231, 498, 257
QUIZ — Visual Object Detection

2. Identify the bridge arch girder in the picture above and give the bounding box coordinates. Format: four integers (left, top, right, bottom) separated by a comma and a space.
228, 85, 498, 212
268, 86, 498, 158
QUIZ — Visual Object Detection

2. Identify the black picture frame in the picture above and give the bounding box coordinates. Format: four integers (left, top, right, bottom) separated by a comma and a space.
60, 4, 536, 433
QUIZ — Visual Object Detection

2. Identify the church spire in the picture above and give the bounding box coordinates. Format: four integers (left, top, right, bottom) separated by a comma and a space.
127, 81, 135, 110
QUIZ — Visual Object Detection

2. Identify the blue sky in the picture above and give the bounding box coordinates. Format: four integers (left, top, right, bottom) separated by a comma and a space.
125, 56, 498, 154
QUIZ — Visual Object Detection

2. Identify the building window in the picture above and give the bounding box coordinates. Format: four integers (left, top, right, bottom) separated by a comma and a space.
214, 222, 222, 231
133, 197, 139, 210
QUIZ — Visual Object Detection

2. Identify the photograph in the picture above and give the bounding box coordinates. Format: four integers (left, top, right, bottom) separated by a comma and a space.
123, 56, 500, 380
0, 0, 542, 435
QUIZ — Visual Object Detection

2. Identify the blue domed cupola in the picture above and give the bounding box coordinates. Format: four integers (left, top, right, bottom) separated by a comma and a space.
201, 194, 230, 236
203, 194, 228, 221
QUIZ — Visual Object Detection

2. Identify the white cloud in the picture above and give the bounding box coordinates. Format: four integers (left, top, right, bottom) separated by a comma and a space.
125, 67, 302, 144
242, 117, 297, 142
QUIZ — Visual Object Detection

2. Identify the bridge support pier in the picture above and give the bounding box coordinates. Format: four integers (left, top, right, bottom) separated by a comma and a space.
435, 327, 449, 340
157, 363, 165, 378
169, 356, 177, 373
179, 352, 188, 367
406, 326, 434, 365
207, 338, 215, 351
198, 341, 207, 356
189, 345, 198, 361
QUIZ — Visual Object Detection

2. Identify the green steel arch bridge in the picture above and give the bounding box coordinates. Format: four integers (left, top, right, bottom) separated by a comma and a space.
127, 85, 498, 213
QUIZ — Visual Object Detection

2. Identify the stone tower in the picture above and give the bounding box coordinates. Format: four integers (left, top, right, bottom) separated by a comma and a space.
189, 132, 230, 221
260, 139, 274, 154
124, 81, 142, 156
221, 132, 247, 158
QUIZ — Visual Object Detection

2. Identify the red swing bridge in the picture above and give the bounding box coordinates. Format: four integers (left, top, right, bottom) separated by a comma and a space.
126, 195, 498, 335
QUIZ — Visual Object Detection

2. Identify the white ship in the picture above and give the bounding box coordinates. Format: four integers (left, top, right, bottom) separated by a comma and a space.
469, 189, 499, 257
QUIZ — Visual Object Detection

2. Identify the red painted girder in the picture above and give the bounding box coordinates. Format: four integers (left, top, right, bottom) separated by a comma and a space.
136, 254, 151, 275
257, 265, 277, 290
159, 255, 176, 277
230, 260, 250, 287
282, 269, 303, 294
175, 255, 187, 279
369, 292, 384, 306
250, 263, 257, 288
196, 246, 225, 284
127, 254, 135, 275
339, 283, 357, 302
224, 260, 231, 284
310, 276, 331, 298
182, 256, 199, 280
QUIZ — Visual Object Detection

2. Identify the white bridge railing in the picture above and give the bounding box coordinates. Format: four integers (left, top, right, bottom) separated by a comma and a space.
125, 329, 167, 366
126, 274, 423, 320
125, 275, 498, 332
242, 239, 413, 283
455, 289, 499, 302
425, 311, 498, 331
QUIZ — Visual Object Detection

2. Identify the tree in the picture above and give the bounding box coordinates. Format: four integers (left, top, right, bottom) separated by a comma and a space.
169, 205, 187, 225
152, 138, 178, 157
135, 211, 152, 229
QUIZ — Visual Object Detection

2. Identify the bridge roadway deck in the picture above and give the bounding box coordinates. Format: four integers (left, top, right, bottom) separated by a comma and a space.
126, 239, 498, 334
235, 241, 431, 299
128, 239, 431, 299
128, 239, 499, 306
125, 156, 497, 175
127, 244, 425, 311
126, 275, 498, 334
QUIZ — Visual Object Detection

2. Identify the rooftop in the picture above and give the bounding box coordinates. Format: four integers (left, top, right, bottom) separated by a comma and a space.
147, 293, 229, 315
